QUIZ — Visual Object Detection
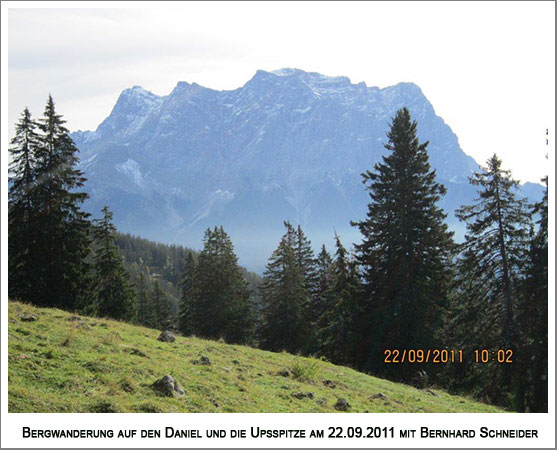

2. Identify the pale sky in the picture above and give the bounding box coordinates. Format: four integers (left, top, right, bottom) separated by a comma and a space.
4, 1, 555, 183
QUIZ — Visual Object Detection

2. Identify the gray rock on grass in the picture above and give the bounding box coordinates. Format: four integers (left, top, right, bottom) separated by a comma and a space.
151, 375, 184, 397
157, 331, 176, 342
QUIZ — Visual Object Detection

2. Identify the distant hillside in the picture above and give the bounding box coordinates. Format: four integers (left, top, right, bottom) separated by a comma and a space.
8, 301, 502, 413
113, 232, 263, 318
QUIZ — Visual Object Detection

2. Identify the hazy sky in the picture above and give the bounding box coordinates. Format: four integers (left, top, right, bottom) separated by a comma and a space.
5, 2, 555, 183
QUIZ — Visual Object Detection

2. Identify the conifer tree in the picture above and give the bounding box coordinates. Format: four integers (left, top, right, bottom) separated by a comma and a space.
152, 280, 172, 330
455, 154, 530, 349
515, 177, 548, 412
319, 234, 363, 365
8, 108, 41, 302
352, 107, 455, 380
9, 98, 91, 310
309, 245, 333, 353
452, 154, 532, 407
191, 227, 254, 343
178, 252, 197, 335
135, 272, 153, 327
259, 222, 311, 353
91, 206, 136, 320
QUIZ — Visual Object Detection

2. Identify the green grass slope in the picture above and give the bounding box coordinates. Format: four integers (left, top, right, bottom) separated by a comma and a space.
7, 301, 501, 413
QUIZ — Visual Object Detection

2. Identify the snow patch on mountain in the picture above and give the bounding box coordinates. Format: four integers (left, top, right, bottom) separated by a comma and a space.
116, 158, 145, 188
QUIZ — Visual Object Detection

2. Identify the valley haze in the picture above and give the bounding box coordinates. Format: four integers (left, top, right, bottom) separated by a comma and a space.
71, 68, 544, 272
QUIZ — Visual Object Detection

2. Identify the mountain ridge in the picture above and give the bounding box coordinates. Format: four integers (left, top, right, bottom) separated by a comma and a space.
71, 68, 542, 271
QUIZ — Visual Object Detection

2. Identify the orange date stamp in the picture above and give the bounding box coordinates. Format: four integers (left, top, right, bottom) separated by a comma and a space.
383, 349, 514, 364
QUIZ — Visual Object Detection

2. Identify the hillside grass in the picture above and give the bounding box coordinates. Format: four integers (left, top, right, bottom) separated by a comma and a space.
7, 301, 502, 413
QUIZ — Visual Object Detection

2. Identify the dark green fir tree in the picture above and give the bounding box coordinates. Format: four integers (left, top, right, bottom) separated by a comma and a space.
178, 252, 197, 336
8, 108, 41, 303
259, 222, 312, 353
352, 107, 455, 380
91, 206, 136, 320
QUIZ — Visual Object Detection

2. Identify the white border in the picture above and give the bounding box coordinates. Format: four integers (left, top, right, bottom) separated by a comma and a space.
1, 2, 555, 449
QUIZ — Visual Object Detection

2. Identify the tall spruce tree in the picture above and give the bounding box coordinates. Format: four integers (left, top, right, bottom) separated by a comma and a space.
178, 252, 197, 335
9, 98, 91, 310
308, 245, 334, 353
91, 206, 136, 320
318, 234, 363, 365
453, 154, 531, 407
8, 108, 41, 302
135, 273, 154, 327
190, 227, 254, 344
352, 107, 455, 380
515, 177, 548, 412
259, 222, 312, 353
455, 154, 530, 348
152, 280, 172, 330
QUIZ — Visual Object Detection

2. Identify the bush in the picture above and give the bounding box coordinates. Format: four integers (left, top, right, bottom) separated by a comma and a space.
289, 358, 320, 383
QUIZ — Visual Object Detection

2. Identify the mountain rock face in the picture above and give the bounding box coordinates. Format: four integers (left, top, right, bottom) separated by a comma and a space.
72, 69, 539, 271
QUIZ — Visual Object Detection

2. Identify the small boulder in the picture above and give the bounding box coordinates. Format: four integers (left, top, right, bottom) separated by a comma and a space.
276, 369, 291, 377
20, 314, 37, 322
370, 392, 387, 400
292, 392, 314, 400
323, 379, 336, 388
196, 356, 212, 365
9, 319, 17, 324
157, 331, 176, 343
334, 398, 350, 411
151, 375, 185, 397
316, 397, 328, 406
130, 348, 147, 357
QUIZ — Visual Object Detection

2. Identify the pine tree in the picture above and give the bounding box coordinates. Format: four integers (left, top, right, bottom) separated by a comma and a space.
9, 98, 91, 310
455, 154, 530, 348
453, 154, 531, 406
8, 108, 41, 302
310, 245, 333, 349
91, 206, 136, 320
152, 281, 172, 330
191, 227, 254, 343
319, 234, 363, 365
259, 222, 311, 353
135, 272, 153, 327
515, 177, 547, 412
352, 107, 455, 380
178, 252, 197, 335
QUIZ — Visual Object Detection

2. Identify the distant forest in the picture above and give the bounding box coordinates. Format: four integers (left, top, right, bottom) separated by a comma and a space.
8, 97, 547, 412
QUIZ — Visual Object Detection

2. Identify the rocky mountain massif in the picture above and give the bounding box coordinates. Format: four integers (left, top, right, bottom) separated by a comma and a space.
72, 68, 542, 271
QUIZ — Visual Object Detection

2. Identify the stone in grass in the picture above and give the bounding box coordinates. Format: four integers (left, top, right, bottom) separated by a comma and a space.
20, 314, 38, 322
130, 348, 148, 357
151, 375, 185, 397
323, 379, 336, 388
276, 369, 291, 377
316, 397, 328, 406
292, 392, 314, 400
370, 392, 387, 400
334, 398, 350, 411
192, 356, 212, 366
157, 330, 176, 343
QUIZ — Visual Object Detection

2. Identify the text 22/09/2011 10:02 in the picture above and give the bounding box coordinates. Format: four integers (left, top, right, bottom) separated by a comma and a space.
383, 349, 514, 364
